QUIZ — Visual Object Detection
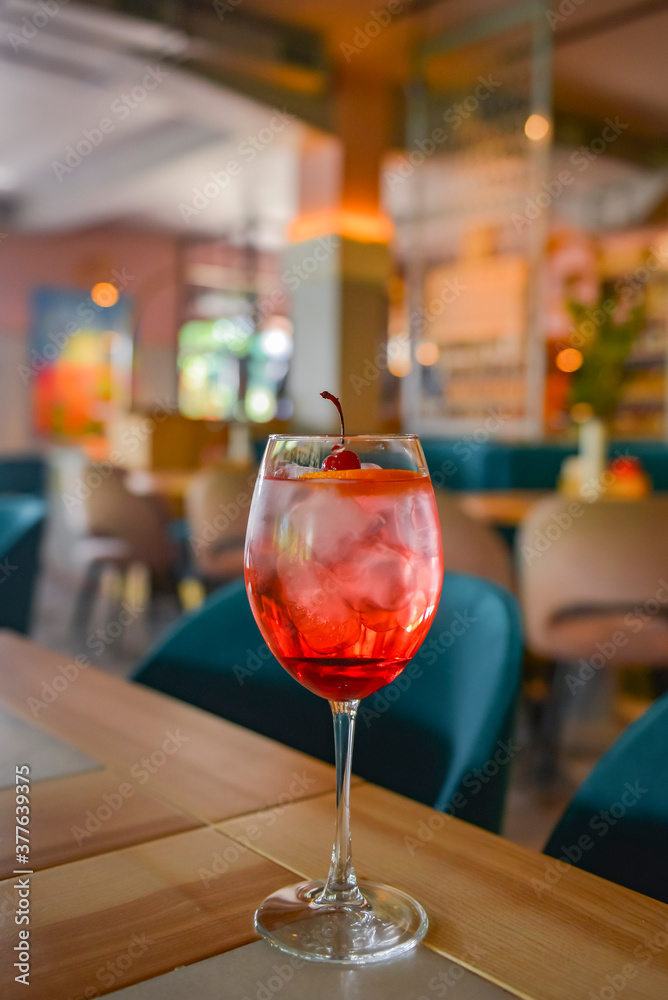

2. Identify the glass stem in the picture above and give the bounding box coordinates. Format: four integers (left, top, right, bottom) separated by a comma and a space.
318, 700, 366, 906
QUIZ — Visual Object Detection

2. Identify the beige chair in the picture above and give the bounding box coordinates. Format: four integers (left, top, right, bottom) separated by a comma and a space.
72, 465, 179, 631
518, 494, 668, 664
433, 488, 514, 591
517, 493, 668, 781
185, 465, 257, 587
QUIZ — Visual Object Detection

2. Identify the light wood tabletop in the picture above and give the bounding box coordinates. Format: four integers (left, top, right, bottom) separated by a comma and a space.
0, 630, 667, 1000
458, 491, 550, 527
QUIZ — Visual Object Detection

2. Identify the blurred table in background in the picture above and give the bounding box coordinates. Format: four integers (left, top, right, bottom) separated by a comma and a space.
458, 490, 549, 528
125, 469, 194, 516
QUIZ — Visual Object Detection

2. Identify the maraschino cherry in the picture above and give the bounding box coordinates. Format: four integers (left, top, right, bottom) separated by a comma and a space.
320, 391, 361, 471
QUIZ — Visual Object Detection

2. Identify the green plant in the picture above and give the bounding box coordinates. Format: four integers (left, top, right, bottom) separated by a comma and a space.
567, 281, 646, 422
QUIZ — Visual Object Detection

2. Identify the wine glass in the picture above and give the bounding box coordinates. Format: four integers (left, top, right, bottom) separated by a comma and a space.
244, 434, 444, 963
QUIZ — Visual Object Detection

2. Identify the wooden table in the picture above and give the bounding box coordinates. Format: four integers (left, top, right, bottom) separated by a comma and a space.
125, 464, 255, 519
458, 491, 550, 527
125, 469, 195, 501
1, 630, 667, 999
125, 463, 255, 501
124, 469, 195, 519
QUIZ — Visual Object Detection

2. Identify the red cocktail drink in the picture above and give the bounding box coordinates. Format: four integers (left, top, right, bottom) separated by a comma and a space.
245, 468, 442, 700
244, 430, 443, 964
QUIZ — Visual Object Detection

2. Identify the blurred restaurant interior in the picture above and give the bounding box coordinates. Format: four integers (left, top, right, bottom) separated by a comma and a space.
4, 0, 668, 914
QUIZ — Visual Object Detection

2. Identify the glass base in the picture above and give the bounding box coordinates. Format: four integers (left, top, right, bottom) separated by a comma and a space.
254, 879, 428, 964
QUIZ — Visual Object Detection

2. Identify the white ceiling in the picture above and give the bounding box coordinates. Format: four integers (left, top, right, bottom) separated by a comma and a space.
1, 0, 668, 245
0, 0, 304, 245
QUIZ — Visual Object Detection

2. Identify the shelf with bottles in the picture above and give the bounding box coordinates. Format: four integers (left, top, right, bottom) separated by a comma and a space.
412, 250, 530, 428
611, 258, 668, 438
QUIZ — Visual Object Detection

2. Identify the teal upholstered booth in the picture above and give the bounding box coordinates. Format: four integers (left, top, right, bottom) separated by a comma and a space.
421, 439, 668, 492
0, 496, 46, 633
0, 456, 47, 498
134, 571, 523, 833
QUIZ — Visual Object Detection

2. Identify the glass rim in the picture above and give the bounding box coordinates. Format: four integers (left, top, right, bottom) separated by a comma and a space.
265, 433, 421, 442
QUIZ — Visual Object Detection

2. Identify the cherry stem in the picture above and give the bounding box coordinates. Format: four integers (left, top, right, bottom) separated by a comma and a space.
320, 391, 345, 446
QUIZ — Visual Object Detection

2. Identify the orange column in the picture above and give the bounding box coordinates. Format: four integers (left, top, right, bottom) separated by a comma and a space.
287, 72, 395, 433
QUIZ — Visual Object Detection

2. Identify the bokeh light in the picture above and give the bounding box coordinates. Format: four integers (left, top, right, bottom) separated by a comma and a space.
387, 334, 412, 377
91, 282, 119, 308
571, 402, 594, 423
212, 318, 252, 356
415, 342, 439, 366
556, 347, 583, 372
245, 384, 277, 422
524, 113, 550, 141
181, 356, 208, 390
260, 316, 293, 360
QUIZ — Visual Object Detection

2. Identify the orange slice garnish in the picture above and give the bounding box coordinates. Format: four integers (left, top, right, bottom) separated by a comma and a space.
299, 468, 424, 481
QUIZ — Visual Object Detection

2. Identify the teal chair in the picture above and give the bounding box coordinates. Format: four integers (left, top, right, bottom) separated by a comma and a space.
0, 496, 46, 633
134, 571, 523, 833
544, 693, 668, 903
0, 456, 47, 497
